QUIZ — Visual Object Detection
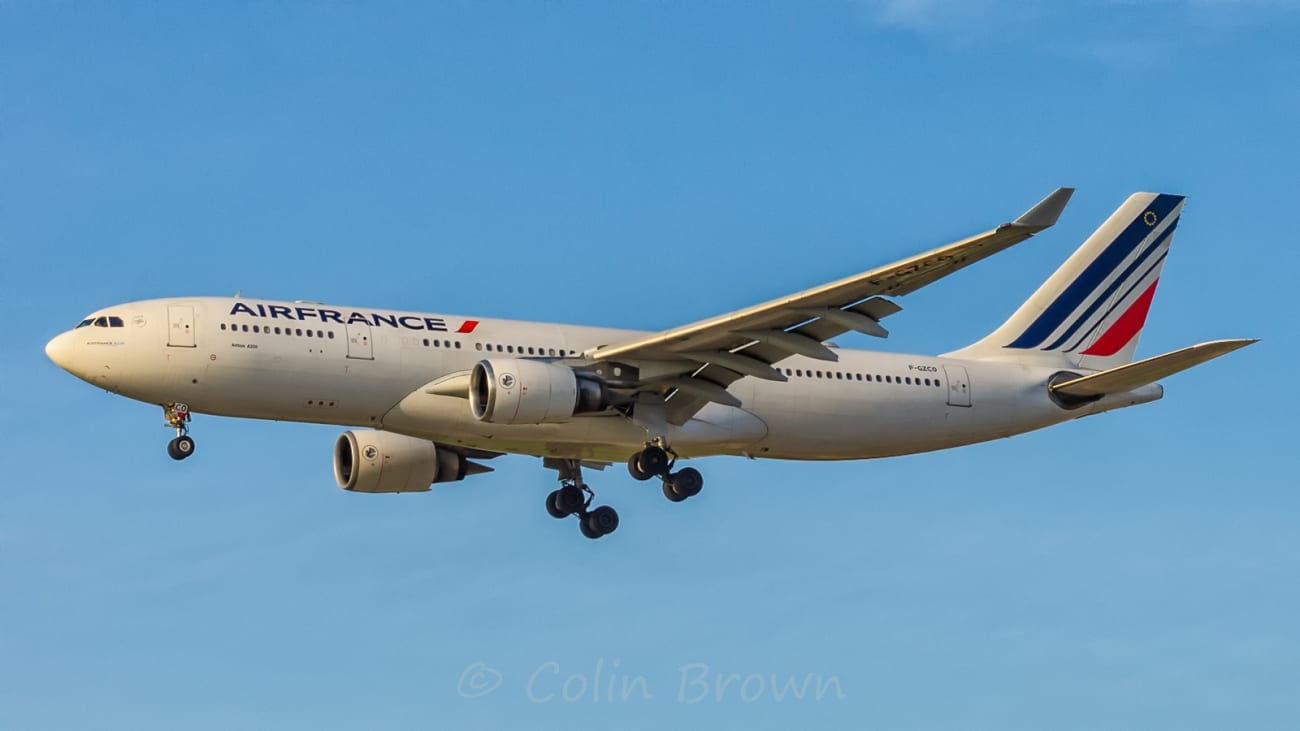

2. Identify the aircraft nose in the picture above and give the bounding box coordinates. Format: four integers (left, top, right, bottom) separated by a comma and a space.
45, 331, 75, 370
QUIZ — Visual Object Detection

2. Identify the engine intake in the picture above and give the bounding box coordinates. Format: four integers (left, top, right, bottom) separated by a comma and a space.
469, 358, 608, 424
334, 430, 469, 493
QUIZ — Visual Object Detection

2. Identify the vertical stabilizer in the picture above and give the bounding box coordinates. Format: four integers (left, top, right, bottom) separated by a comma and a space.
947, 192, 1185, 371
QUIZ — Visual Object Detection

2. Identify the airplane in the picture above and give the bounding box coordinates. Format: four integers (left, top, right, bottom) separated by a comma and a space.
45, 189, 1256, 539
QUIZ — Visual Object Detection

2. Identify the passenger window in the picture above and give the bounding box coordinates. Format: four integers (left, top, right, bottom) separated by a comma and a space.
317, 331, 324, 338
475, 343, 482, 351
221, 324, 227, 331
507, 345, 514, 353
253, 325, 260, 333
295, 328, 303, 336
528, 347, 535, 355
548, 348, 556, 356
423, 338, 430, 346
455, 342, 461, 349
856, 373, 862, 381
885, 376, 891, 383
328, 331, 334, 339
306, 330, 313, 338
242, 324, 249, 332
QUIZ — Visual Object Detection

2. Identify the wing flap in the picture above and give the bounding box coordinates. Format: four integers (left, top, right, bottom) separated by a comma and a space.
1050, 339, 1258, 397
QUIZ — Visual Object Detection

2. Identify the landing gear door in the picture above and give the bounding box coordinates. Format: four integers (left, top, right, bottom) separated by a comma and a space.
944, 365, 971, 407
346, 322, 374, 360
167, 305, 196, 348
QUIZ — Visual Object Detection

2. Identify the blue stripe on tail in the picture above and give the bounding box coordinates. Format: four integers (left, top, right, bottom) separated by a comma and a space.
1040, 219, 1178, 351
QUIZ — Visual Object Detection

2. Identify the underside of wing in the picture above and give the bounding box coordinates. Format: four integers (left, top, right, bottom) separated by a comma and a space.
589, 187, 1075, 422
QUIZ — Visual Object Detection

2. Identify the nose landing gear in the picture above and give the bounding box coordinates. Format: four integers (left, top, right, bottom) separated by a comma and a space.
163, 402, 195, 461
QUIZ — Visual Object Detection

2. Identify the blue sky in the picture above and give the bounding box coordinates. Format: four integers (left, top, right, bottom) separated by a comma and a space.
3, 2, 1298, 728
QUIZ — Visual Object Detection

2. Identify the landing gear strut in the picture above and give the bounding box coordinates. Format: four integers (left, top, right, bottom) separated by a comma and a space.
628, 439, 704, 503
544, 459, 619, 540
163, 402, 195, 461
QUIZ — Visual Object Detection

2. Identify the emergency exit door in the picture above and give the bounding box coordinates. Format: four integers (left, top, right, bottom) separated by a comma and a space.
167, 305, 196, 347
346, 322, 373, 359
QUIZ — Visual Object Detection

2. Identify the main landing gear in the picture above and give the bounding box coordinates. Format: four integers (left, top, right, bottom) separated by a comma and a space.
545, 459, 619, 540
627, 442, 704, 503
163, 402, 195, 461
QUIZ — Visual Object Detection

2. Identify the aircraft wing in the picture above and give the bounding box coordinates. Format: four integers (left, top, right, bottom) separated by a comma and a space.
589, 187, 1075, 422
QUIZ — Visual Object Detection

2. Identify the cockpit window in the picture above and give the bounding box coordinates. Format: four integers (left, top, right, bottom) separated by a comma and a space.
78, 315, 125, 328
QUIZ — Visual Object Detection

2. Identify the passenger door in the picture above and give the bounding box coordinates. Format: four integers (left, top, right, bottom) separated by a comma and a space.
167, 305, 196, 347
944, 365, 971, 407
346, 322, 374, 359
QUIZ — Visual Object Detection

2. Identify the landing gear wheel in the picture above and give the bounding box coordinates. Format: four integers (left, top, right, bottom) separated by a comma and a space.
167, 435, 195, 461
582, 506, 619, 538
669, 467, 702, 498
627, 453, 655, 481
662, 481, 688, 502
554, 484, 586, 516
545, 490, 568, 519
546, 458, 620, 540
635, 446, 670, 477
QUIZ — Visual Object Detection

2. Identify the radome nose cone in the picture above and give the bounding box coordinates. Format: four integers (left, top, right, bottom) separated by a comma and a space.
45, 332, 73, 369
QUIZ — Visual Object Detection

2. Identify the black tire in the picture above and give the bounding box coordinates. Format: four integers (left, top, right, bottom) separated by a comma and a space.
579, 518, 602, 539
555, 484, 585, 515
662, 480, 687, 502
545, 490, 568, 519
637, 446, 669, 477
586, 505, 619, 536
627, 452, 654, 481
671, 467, 703, 497
167, 436, 194, 461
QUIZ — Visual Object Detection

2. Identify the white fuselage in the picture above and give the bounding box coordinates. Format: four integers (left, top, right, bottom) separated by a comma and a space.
45, 297, 1162, 463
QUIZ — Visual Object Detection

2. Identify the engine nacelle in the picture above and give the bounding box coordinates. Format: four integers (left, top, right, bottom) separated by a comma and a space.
333, 430, 468, 493
469, 358, 608, 424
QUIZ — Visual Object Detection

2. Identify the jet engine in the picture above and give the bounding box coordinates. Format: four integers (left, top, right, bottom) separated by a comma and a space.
469, 358, 608, 424
333, 430, 472, 493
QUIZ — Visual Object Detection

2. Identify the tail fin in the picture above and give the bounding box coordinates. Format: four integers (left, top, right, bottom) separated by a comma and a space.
949, 192, 1185, 371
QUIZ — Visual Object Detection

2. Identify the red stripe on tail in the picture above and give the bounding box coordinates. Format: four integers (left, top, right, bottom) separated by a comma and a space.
1080, 280, 1159, 356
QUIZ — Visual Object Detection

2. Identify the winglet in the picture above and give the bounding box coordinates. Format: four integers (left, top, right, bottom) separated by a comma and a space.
1014, 187, 1075, 229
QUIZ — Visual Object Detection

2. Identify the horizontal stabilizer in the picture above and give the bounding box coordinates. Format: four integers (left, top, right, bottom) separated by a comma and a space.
1050, 339, 1258, 398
